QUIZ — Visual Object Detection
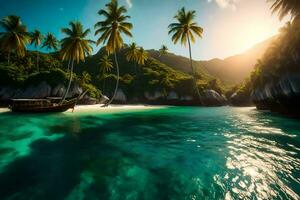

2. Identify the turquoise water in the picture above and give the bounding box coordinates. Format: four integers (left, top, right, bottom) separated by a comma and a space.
0, 107, 299, 200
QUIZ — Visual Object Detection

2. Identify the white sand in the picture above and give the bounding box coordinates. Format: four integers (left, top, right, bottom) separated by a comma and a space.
0, 104, 165, 114
0, 108, 9, 113
67, 104, 164, 113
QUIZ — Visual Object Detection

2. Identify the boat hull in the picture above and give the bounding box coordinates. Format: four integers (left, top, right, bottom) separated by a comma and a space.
9, 99, 77, 113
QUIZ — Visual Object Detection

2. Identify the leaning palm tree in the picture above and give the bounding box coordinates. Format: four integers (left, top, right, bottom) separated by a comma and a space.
168, 7, 203, 102
159, 45, 168, 57
0, 15, 30, 65
268, 0, 300, 21
136, 47, 148, 66
125, 42, 138, 72
94, 0, 133, 106
30, 30, 44, 71
42, 33, 58, 52
60, 21, 94, 103
99, 54, 114, 92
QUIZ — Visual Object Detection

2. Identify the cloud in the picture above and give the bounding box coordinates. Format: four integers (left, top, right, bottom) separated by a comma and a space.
208, 0, 240, 10
126, 0, 133, 8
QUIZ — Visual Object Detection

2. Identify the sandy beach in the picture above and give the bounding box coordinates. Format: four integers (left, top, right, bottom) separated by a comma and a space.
0, 104, 165, 113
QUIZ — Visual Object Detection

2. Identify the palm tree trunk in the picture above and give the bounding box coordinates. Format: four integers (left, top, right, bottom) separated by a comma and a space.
37, 52, 39, 72
103, 78, 106, 92
187, 35, 203, 105
104, 52, 120, 106
7, 52, 10, 65
61, 59, 74, 104
67, 59, 71, 71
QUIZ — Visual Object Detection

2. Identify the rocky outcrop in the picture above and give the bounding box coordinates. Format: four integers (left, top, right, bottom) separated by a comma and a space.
114, 89, 127, 103
201, 90, 227, 106
229, 92, 252, 106
0, 82, 83, 101
167, 91, 179, 100
251, 73, 300, 115
99, 95, 109, 104
144, 91, 163, 101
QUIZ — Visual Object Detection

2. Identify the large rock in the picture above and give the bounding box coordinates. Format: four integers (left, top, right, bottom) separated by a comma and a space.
167, 91, 179, 100
51, 84, 65, 97
201, 90, 227, 106
0, 87, 16, 101
15, 82, 52, 99
99, 95, 109, 104
144, 91, 163, 100
230, 92, 252, 106
251, 73, 300, 114
180, 95, 193, 101
114, 89, 127, 102
0, 82, 84, 101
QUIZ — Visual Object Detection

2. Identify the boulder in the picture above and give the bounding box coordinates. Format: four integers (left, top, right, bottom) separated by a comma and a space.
167, 91, 179, 100
144, 91, 163, 100
180, 96, 193, 101
0, 87, 16, 101
201, 90, 227, 106
114, 89, 127, 102
66, 83, 83, 98
251, 73, 300, 114
77, 97, 98, 105
230, 92, 252, 106
51, 84, 65, 97
15, 82, 52, 99
99, 95, 109, 104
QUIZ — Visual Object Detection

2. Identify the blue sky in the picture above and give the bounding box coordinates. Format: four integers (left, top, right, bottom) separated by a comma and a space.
0, 0, 288, 60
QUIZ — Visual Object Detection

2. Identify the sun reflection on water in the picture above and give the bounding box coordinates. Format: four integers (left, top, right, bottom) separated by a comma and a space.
222, 109, 300, 200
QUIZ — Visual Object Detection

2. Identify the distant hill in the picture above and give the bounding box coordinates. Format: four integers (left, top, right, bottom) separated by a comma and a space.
149, 36, 276, 85
200, 37, 276, 84
148, 50, 212, 80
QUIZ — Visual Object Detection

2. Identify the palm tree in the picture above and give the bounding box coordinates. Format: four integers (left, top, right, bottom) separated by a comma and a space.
0, 15, 30, 65
30, 30, 44, 71
99, 54, 114, 92
136, 47, 148, 66
42, 33, 58, 52
268, 0, 300, 21
94, 0, 133, 106
60, 21, 94, 103
125, 42, 138, 72
159, 45, 168, 57
168, 7, 203, 102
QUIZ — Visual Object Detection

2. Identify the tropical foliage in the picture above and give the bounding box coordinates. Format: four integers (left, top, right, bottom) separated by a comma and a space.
30, 30, 44, 70
94, 0, 133, 105
42, 33, 58, 51
0, 15, 30, 64
169, 7, 204, 101
60, 21, 94, 102
268, 0, 300, 20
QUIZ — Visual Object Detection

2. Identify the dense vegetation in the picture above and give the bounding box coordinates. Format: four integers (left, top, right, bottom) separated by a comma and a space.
0, 0, 231, 106
231, 0, 300, 105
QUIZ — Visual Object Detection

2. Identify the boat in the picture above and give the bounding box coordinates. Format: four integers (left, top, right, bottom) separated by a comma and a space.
9, 98, 77, 113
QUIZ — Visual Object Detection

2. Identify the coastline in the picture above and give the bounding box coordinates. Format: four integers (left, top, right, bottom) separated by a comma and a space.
0, 104, 167, 113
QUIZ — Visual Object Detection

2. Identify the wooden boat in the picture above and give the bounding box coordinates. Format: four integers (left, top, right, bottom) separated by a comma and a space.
9, 98, 77, 113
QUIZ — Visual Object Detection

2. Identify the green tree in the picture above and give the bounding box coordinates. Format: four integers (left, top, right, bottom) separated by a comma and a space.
159, 45, 168, 57
136, 47, 148, 66
94, 0, 133, 106
125, 42, 138, 73
168, 7, 204, 102
99, 54, 114, 92
42, 33, 58, 52
0, 15, 30, 65
30, 30, 44, 71
60, 21, 94, 103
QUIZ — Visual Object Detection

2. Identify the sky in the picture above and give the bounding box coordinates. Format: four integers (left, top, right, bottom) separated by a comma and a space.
0, 0, 289, 60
